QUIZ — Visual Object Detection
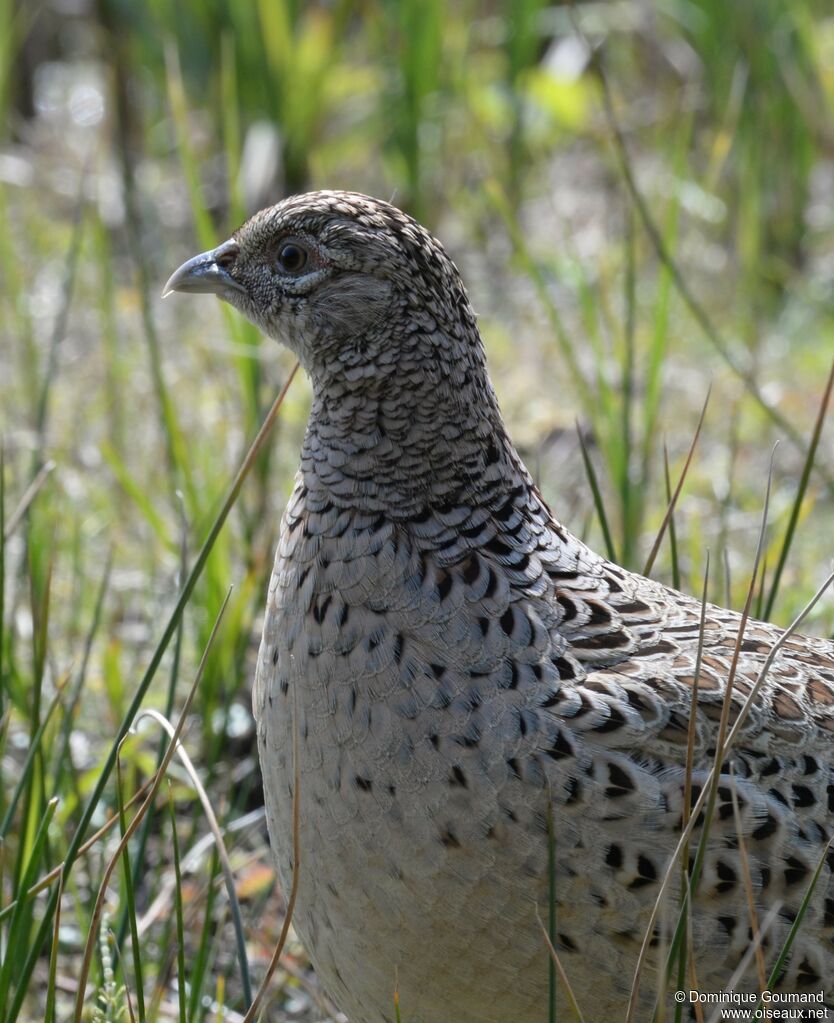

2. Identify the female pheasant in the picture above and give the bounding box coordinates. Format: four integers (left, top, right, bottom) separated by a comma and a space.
165, 191, 834, 1022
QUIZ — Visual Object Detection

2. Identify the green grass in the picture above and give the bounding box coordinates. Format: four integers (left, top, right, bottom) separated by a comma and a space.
2, 1, 834, 1019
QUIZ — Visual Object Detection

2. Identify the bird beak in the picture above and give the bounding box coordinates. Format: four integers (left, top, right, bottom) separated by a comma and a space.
162, 239, 246, 298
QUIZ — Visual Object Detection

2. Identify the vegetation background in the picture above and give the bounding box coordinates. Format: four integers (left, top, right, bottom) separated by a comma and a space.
2, 0, 834, 1020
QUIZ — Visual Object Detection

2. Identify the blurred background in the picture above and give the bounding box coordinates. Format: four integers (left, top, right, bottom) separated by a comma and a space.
2, 1, 834, 1020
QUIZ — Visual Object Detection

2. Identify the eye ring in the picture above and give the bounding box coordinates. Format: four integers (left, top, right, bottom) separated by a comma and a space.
277, 242, 308, 274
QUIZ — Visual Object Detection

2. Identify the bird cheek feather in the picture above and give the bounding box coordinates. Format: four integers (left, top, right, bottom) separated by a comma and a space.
310, 275, 395, 339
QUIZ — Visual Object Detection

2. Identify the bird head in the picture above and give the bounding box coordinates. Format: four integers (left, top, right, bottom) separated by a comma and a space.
163, 190, 478, 384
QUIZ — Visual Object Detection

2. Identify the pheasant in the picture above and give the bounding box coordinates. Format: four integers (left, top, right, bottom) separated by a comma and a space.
165, 191, 834, 1022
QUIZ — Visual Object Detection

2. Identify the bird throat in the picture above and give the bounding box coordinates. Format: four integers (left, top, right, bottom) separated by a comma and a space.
300, 348, 515, 518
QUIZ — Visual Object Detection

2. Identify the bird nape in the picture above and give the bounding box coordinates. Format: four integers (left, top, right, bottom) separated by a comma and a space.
165, 190, 834, 1023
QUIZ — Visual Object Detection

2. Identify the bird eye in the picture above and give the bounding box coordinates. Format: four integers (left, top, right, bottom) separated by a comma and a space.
277, 242, 308, 274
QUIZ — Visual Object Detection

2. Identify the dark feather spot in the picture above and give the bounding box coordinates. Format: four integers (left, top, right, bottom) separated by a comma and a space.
440, 827, 461, 848
462, 557, 480, 585
606, 763, 635, 797
594, 706, 626, 733
792, 784, 815, 808
551, 656, 575, 680
586, 602, 611, 626
546, 731, 574, 760
579, 631, 630, 650
628, 854, 657, 888
715, 860, 736, 894
485, 537, 511, 558
752, 816, 779, 842
605, 844, 623, 869
784, 857, 809, 886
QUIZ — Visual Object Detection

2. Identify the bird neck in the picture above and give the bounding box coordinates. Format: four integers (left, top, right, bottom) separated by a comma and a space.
300, 342, 519, 517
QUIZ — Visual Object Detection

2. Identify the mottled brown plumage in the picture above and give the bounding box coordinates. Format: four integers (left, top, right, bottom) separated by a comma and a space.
166, 191, 834, 1021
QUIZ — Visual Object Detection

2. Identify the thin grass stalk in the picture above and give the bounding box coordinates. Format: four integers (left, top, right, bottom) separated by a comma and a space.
0, 778, 155, 923
136, 707, 253, 1004
755, 553, 768, 622
116, 757, 146, 1023
688, 456, 776, 886
51, 552, 112, 792
644, 388, 710, 577
6, 364, 298, 1020
124, 977, 138, 1023
728, 764, 766, 991
220, 30, 244, 227
674, 553, 709, 1019
764, 355, 834, 619
115, 504, 186, 954
652, 459, 775, 1018
578, 26, 827, 483
2, 460, 54, 541
97, 0, 195, 505
0, 797, 58, 1016
240, 682, 301, 1022
762, 839, 832, 996
71, 588, 232, 1022
662, 446, 680, 591
185, 861, 223, 1022
620, 200, 637, 564
576, 421, 617, 561
535, 908, 586, 1023
639, 121, 687, 490
626, 563, 834, 1022
704, 904, 784, 1023
14, 512, 55, 911
484, 179, 594, 414
167, 783, 187, 1023
43, 873, 64, 1023
92, 212, 126, 462
0, 672, 67, 839
33, 168, 87, 470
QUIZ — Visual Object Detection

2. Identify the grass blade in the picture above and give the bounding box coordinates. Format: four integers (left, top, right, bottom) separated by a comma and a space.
8, 365, 298, 1022
644, 387, 710, 577
576, 421, 617, 561
764, 354, 834, 619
